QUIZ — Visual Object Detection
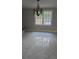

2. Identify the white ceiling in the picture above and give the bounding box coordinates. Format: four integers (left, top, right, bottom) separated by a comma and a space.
22, 0, 57, 8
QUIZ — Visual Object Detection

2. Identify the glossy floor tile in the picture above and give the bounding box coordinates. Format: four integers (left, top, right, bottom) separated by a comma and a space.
22, 32, 57, 59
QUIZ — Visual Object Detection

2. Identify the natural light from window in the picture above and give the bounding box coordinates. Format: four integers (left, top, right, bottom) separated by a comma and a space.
35, 10, 52, 26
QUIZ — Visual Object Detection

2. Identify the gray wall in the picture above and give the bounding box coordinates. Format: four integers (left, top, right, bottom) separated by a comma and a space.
22, 8, 57, 32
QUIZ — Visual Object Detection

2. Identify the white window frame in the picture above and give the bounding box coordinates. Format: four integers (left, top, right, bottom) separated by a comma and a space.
35, 10, 53, 26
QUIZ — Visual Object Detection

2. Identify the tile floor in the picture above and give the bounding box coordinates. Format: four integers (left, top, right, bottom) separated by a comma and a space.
22, 32, 57, 59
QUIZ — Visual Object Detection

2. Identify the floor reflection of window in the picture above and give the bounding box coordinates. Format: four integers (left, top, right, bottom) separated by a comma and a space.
35, 36, 50, 48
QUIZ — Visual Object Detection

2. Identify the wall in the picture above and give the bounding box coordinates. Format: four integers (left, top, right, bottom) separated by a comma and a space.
22, 8, 57, 32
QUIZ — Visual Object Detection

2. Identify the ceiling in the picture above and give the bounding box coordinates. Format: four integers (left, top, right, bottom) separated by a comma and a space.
22, 0, 57, 8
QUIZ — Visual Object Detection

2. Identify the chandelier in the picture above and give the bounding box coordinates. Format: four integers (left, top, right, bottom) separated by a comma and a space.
33, 0, 42, 16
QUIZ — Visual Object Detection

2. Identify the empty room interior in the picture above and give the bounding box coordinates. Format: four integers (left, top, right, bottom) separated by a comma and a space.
22, 0, 57, 59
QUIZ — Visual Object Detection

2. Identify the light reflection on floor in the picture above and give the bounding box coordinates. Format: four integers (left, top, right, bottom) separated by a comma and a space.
22, 32, 57, 59
34, 36, 50, 48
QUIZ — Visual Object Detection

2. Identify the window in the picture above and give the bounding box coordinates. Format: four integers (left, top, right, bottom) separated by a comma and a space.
35, 10, 52, 26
